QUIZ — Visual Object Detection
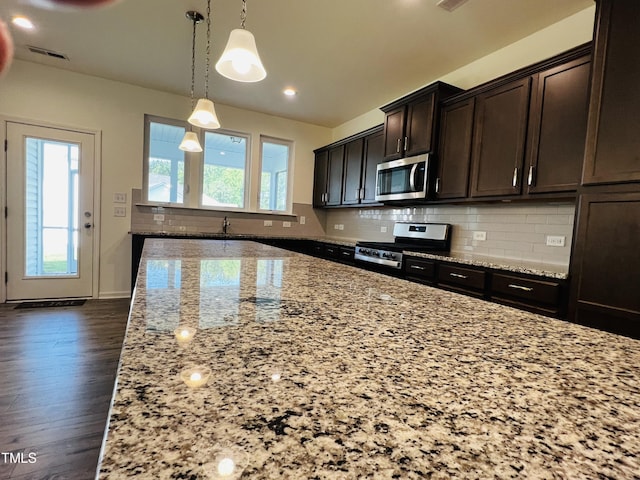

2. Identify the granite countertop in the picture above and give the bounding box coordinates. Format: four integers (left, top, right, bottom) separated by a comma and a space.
98, 238, 639, 479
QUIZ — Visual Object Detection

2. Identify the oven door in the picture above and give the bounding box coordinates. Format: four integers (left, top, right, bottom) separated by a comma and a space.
375, 154, 429, 201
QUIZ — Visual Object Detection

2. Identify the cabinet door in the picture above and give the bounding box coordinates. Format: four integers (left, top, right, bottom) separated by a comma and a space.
383, 106, 406, 160
583, 0, 640, 185
362, 129, 384, 204
405, 93, 436, 157
326, 145, 345, 206
312, 150, 329, 207
435, 98, 475, 199
569, 191, 640, 337
342, 138, 364, 205
470, 78, 531, 197
527, 55, 590, 194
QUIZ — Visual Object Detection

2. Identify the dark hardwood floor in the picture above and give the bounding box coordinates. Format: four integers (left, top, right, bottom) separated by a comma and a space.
0, 299, 130, 480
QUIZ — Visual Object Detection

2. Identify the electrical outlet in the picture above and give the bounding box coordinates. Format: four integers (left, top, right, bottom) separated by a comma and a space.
283, 221, 291, 228
178, 226, 186, 231
300, 216, 306, 225
113, 206, 126, 217
473, 231, 487, 241
546, 235, 566, 247
113, 192, 127, 203
264, 220, 273, 227
153, 214, 164, 221
380, 226, 387, 233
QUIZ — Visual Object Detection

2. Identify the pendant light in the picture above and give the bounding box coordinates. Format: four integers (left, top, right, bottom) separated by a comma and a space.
215, 0, 266, 83
179, 11, 204, 152
188, 0, 221, 129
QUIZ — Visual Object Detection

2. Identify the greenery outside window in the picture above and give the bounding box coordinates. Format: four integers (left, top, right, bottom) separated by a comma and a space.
201, 130, 249, 209
143, 115, 189, 205
259, 136, 292, 212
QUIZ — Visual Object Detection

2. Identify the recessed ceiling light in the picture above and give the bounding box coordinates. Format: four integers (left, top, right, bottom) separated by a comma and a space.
12, 16, 35, 30
283, 88, 297, 97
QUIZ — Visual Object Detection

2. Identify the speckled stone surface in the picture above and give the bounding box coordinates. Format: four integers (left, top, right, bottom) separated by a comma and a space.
98, 239, 639, 479
406, 251, 569, 280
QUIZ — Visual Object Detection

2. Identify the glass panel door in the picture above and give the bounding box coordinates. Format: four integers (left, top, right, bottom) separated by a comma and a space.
24, 138, 80, 277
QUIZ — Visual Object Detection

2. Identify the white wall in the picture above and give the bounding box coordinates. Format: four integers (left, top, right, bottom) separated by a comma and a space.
0, 60, 331, 298
332, 6, 596, 140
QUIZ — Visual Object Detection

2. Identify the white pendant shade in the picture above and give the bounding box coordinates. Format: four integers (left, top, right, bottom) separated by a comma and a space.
215, 28, 266, 82
179, 131, 203, 152
188, 98, 221, 129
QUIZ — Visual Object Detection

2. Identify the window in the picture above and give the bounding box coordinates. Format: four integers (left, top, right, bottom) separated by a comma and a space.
259, 136, 292, 212
143, 115, 189, 205
143, 116, 294, 213
201, 130, 249, 209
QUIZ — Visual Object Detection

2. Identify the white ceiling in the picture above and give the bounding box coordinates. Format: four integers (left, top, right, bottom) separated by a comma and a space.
1, 0, 594, 128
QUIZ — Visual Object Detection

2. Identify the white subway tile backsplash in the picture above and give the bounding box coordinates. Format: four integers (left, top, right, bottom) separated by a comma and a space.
325, 202, 576, 267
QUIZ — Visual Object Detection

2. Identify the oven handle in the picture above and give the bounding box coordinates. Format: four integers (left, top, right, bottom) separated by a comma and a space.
409, 163, 418, 191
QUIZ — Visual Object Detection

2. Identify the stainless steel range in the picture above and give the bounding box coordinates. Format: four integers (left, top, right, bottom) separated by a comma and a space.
354, 222, 451, 270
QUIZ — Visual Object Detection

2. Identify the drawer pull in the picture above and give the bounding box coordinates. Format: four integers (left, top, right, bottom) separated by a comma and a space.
450, 273, 468, 279
508, 284, 533, 292
341, 251, 351, 256
410, 265, 426, 270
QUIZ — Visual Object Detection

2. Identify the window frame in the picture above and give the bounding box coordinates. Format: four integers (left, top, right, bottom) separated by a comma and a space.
143, 114, 192, 207
257, 135, 294, 214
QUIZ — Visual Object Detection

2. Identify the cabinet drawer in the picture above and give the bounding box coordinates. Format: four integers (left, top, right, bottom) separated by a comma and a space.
405, 257, 436, 283
438, 264, 486, 292
491, 274, 561, 306
338, 246, 355, 263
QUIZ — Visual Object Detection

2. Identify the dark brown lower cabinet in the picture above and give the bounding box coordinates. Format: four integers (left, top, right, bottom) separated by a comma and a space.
491, 273, 564, 317
569, 191, 640, 338
404, 257, 437, 284
437, 264, 486, 297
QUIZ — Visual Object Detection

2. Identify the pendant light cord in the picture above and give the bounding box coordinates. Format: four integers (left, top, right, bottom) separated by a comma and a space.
205, 0, 211, 99
241, 0, 247, 29
190, 16, 197, 110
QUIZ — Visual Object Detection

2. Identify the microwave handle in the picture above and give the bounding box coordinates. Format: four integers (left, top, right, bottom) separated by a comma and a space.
409, 163, 418, 191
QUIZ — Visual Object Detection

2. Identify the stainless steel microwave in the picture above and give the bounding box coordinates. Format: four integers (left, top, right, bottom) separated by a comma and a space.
375, 154, 430, 202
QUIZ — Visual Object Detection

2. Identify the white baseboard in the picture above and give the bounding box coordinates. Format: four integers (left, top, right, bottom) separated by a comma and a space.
98, 291, 132, 300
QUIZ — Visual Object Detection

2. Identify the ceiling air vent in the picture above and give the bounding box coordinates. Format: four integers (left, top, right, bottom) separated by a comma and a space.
27, 46, 69, 61
436, 0, 470, 12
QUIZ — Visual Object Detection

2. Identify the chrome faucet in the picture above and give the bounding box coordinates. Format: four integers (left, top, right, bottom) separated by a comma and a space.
222, 216, 230, 235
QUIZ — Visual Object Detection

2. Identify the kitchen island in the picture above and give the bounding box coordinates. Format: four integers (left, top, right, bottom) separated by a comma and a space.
98, 239, 640, 479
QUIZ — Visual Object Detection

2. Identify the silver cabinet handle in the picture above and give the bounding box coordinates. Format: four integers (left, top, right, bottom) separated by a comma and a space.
512, 167, 519, 188
508, 284, 534, 292
404, 136, 408, 152
396, 138, 401, 153
527, 165, 535, 186
450, 273, 468, 279
410, 265, 426, 270
435, 177, 440, 194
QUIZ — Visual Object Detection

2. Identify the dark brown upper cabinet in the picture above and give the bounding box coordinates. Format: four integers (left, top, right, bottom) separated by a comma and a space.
326, 145, 345, 206
469, 77, 532, 198
381, 82, 462, 161
312, 146, 344, 207
525, 54, 591, 194
583, 0, 640, 185
435, 98, 475, 200
342, 138, 364, 205
361, 128, 384, 204
312, 149, 329, 207
313, 126, 383, 208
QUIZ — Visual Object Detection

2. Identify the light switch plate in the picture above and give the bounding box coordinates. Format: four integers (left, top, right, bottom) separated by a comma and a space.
113, 192, 127, 203
300, 216, 306, 225
113, 206, 126, 217
264, 220, 273, 227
